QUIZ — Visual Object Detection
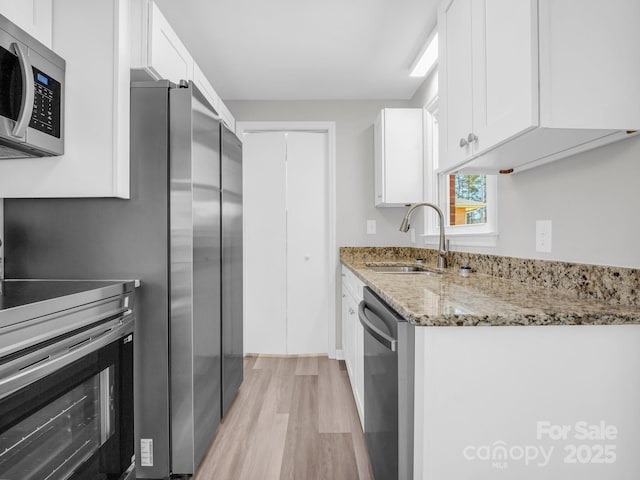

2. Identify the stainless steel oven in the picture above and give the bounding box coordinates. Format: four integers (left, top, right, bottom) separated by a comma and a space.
0, 13, 65, 158
0, 280, 134, 480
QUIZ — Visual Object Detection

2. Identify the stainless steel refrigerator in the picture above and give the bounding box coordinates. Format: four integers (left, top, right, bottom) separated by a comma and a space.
3, 80, 244, 479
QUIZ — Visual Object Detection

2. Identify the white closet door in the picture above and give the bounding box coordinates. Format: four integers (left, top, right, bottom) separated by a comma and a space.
285, 132, 329, 355
243, 132, 287, 354
243, 129, 330, 355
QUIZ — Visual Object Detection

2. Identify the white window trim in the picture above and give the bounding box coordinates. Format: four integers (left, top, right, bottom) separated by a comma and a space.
420, 96, 499, 248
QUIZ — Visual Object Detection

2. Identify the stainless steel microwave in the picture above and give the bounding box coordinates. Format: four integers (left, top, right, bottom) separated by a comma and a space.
0, 14, 65, 158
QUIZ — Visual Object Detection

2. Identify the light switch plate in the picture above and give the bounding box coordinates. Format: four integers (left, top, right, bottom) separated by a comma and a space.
535, 220, 552, 253
366, 219, 376, 235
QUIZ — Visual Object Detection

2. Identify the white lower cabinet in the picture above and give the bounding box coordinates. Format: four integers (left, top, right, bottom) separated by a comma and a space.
343, 294, 356, 379
354, 308, 364, 428
413, 325, 640, 479
341, 265, 365, 428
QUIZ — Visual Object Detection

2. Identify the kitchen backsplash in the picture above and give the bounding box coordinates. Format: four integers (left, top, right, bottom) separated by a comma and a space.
340, 247, 640, 307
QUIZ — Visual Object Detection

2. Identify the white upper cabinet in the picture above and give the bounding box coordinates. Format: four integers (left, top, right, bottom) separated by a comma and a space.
217, 98, 236, 133
0, 0, 52, 47
438, 0, 474, 170
131, 0, 236, 132
471, 0, 538, 160
193, 62, 220, 112
374, 108, 424, 207
438, 0, 640, 174
131, 0, 193, 84
0, 0, 130, 198
193, 62, 236, 132
147, 3, 192, 83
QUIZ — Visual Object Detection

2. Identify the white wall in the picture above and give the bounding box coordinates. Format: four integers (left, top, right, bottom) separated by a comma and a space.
411, 70, 438, 109
490, 136, 640, 268
227, 100, 417, 248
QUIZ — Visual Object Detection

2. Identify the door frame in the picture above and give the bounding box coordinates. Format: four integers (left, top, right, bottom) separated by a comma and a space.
236, 121, 338, 358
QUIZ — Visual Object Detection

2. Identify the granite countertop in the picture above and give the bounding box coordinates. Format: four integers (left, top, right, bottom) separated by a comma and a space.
342, 258, 640, 327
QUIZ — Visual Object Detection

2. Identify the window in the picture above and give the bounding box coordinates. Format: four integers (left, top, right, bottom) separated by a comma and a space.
422, 96, 498, 247
449, 174, 487, 225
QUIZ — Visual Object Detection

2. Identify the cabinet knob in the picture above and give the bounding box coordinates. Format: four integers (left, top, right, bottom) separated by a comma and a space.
459, 137, 468, 148
349, 308, 355, 315
467, 133, 478, 143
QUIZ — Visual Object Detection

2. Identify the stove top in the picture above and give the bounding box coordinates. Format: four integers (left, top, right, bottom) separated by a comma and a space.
0, 279, 136, 328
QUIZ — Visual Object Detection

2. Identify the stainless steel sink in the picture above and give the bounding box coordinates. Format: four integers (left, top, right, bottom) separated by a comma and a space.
367, 265, 443, 274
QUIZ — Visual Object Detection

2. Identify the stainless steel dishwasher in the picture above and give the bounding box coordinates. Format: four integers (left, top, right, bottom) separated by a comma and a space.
359, 286, 414, 480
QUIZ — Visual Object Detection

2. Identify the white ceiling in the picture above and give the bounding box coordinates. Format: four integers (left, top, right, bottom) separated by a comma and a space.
153, 0, 439, 101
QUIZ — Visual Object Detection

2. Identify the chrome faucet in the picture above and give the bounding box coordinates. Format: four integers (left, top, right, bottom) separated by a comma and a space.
399, 202, 448, 269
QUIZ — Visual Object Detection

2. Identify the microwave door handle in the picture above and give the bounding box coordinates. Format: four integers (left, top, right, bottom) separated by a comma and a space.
10, 42, 34, 139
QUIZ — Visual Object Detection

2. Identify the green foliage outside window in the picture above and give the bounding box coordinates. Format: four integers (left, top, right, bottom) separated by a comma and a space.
452, 174, 487, 225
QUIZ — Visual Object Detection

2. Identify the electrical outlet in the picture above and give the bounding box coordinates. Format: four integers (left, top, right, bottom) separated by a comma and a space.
366, 219, 376, 235
535, 220, 552, 253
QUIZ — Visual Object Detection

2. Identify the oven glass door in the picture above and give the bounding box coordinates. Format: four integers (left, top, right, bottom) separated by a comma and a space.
0, 336, 133, 480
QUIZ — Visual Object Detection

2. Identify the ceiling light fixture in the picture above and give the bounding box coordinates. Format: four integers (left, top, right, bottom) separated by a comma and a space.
409, 30, 438, 78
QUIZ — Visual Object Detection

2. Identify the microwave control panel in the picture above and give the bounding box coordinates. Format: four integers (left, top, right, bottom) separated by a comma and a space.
28, 67, 62, 139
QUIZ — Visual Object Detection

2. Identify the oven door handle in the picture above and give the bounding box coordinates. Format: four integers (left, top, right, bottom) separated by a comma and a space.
10, 42, 35, 139
0, 314, 133, 400
358, 301, 397, 352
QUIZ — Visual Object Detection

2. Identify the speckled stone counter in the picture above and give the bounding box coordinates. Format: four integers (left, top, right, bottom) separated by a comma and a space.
340, 247, 640, 327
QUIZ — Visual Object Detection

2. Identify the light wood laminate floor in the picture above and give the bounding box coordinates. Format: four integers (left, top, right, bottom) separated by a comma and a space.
194, 356, 373, 480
